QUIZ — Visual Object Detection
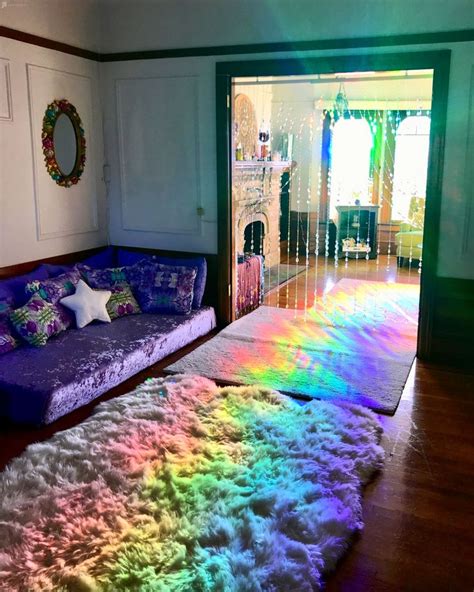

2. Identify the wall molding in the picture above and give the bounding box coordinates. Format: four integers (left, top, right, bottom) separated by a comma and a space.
116, 75, 202, 236
26, 63, 99, 240
0, 58, 12, 121
1, 25, 473, 63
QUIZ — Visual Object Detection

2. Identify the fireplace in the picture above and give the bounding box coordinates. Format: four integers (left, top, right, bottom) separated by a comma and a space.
233, 161, 292, 268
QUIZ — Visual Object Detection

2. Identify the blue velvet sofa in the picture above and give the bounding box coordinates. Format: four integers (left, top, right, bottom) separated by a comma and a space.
0, 247, 216, 425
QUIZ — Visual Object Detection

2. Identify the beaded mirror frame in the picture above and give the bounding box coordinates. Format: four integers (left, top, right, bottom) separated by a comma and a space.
41, 99, 86, 188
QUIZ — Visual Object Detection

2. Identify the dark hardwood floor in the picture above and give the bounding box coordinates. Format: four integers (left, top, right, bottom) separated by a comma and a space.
1, 257, 473, 590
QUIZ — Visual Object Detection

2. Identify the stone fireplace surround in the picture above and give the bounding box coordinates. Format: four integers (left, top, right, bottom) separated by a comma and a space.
232, 161, 292, 269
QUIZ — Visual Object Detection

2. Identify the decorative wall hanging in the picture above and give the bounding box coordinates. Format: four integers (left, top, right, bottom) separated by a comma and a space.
42, 99, 86, 187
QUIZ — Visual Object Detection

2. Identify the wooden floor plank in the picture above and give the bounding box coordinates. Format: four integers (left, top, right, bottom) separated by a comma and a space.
1, 258, 473, 590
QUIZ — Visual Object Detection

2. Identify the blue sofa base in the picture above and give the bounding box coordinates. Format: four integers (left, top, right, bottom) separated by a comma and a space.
0, 307, 216, 425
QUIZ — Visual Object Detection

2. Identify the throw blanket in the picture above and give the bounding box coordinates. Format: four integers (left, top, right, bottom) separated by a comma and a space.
0, 375, 383, 591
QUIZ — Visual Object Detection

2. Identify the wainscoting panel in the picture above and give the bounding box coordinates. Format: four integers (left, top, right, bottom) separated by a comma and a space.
27, 64, 99, 239
116, 76, 202, 235
0, 58, 12, 120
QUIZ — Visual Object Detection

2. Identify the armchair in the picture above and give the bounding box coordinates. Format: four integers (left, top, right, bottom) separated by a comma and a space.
394, 196, 425, 266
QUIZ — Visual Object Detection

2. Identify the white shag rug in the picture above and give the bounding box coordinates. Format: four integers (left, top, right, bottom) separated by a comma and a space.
166, 280, 420, 414
0, 374, 383, 591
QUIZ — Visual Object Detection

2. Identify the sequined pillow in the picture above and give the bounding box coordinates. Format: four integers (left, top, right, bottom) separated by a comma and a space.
79, 265, 129, 290
26, 269, 81, 304
9, 295, 71, 347
107, 284, 141, 320
133, 263, 197, 315
0, 319, 19, 355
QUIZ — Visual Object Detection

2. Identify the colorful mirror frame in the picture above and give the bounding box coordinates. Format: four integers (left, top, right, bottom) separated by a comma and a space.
42, 99, 86, 188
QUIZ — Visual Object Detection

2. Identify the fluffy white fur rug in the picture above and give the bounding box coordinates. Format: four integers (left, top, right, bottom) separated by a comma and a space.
0, 375, 383, 591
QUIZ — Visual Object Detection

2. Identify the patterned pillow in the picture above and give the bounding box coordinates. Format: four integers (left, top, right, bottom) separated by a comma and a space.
9, 295, 71, 347
79, 265, 129, 290
0, 320, 19, 355
133, 263, 197, 315
107, 284, 141, 320
26, 269, 81, 304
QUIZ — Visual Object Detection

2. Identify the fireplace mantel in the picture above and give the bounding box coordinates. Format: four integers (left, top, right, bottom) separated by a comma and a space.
233, 160, 294, 172
232, 161, 295, 268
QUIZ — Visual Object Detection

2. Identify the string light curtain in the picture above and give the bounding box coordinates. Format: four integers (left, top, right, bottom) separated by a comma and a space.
231, 73, 432, 318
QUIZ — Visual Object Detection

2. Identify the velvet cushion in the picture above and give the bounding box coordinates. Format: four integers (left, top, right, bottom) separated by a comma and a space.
133, 262, 197, 315
79, 265, 129, 290
155, 256, 207, 309
0, 307, 217, 425
25, 269, 82, 304
9, 295, 71, 347
116, 249, 207, 309
107, 284, 141, 320
80, 246, 116, 269
116, 249, 153, 267
0, 267, 49, 308
0, 320, 19, 355
39, 262, 73, 277
0, 296, 14, 319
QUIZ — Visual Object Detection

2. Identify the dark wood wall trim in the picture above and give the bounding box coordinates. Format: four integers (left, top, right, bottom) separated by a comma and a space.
0, 247, 105, 279
1, 25, 473, 63
100, 29, 474, 62
430, 277, 474, 368
0, 26, 100, 61
216, 50, 451, 363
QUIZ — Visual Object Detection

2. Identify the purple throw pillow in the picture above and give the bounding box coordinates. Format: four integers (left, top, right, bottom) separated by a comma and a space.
9, 295, 71, 347
153, 255, 207, 309
80, 246, 116, 269
79, 265, 129, 290
0, 266, 49, 308
116, 249, 207, 309
25, 269, 81, 304
0, 319, 19, 355
107, 284, 141, 320
133, 263, 197, 315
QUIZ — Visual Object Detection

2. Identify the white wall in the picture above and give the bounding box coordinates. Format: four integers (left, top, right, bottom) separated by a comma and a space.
0, 36, 107, 266
98, 0, 474, 53
101, 40, 474, 279
0, 0, 101, 52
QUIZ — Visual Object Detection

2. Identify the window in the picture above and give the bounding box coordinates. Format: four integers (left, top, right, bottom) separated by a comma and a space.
391, 115, 431, 222
329, 117, 373, 220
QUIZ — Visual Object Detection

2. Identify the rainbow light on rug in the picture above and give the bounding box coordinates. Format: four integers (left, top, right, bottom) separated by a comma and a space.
222, 280, 420, 409
0, 375, 384, 591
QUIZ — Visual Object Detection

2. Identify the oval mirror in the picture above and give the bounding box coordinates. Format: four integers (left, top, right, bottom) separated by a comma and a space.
42, 99, 86, 187
53, 113, 77, 176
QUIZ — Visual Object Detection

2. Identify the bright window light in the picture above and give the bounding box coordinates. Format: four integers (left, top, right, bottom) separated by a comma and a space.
330, 118, 373, 220
392, 115, 431, 222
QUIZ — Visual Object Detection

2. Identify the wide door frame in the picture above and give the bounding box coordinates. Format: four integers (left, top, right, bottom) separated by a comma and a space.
216, 50, 451, 361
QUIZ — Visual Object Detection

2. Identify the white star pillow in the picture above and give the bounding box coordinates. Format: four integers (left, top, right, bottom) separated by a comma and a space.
60, 279, 111, 329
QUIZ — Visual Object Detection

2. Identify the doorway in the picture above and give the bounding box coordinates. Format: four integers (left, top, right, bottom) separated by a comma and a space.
216, 51, 450, 361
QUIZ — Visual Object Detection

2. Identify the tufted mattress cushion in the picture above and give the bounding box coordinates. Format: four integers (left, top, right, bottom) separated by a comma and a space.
0, 307, 216, 425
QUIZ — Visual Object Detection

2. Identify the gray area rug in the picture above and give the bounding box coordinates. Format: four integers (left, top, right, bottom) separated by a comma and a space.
166, 280, 419, 414
263, 264, 306, 293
